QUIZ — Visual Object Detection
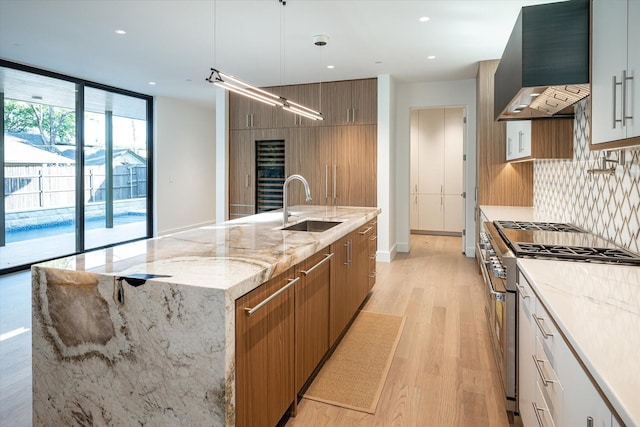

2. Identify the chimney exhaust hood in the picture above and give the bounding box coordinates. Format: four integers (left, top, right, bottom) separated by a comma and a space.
494, 0, 590, 121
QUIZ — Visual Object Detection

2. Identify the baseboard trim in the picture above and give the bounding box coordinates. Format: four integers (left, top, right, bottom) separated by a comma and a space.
376, 243, 397, 263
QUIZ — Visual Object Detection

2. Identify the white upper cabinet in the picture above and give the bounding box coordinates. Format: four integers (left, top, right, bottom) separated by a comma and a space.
591, 0, 640, 145
506, 120, 532, 161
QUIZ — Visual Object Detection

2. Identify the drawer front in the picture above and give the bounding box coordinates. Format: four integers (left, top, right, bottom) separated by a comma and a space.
533, 301, 562, 369
534, 336, 563, 427
533, 381, 558, 427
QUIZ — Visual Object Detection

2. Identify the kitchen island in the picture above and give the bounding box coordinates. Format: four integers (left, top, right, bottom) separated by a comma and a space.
31, 205, 380, 427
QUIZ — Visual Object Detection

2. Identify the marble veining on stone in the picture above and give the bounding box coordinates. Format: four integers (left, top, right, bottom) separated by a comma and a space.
32, 205, 380, 426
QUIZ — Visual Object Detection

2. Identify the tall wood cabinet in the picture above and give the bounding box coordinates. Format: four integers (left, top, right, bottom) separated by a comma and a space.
410, 107, 464, 234
229, 78, 377, 218
235, 268, 296, 427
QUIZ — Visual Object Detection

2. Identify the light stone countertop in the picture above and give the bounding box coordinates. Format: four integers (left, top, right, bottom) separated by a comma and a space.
37, 205, 380, 300
517, 259, 640, 427
480, 205, 638, 426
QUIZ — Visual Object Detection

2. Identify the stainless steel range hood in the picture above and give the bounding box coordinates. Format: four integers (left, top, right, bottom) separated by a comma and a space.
494, 0, 590, 121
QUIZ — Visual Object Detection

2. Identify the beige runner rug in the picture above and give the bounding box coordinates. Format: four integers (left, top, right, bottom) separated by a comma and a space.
303, 310, 406, 414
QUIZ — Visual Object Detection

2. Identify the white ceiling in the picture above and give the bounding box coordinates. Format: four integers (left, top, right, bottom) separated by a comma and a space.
0, 0, 559, 108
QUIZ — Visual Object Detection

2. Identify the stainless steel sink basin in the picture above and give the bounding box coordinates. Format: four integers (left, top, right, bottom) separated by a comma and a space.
282, 220, 342, 232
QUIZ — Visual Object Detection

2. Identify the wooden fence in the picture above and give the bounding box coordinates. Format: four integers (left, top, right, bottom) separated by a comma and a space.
4, 165, 147, 211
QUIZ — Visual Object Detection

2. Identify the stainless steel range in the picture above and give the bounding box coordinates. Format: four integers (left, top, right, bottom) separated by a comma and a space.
477, 219, 640, 415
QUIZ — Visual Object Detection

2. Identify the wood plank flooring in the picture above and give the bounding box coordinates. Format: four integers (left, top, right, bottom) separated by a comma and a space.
0, 235, 512, 427
286, 235, 511, 427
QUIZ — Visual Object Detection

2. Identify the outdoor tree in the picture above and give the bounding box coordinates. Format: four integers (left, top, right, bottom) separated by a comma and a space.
4, 99, 75, 148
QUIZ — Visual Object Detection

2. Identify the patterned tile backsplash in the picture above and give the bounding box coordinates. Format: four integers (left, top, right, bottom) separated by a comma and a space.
534, 98, 640, 254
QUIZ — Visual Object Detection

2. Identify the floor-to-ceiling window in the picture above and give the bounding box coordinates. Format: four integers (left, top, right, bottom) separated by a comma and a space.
1, 62, 152, 272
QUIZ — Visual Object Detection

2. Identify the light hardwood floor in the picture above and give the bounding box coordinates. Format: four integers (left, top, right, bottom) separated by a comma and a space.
0, 235, 512, 427
286, 235, 512, 427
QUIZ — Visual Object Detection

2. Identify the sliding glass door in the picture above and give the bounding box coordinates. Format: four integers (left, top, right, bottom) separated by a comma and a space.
83, 87, 148, 250
1, 63, 152, 272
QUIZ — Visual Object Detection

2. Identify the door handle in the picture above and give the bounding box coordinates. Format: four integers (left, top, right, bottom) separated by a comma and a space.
613, 74, 622, 129
333, 164, 337, 203
623, 69, 633, 125
325, 164, 329, 200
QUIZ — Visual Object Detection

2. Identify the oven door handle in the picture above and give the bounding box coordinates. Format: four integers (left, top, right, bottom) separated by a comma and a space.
480, 259, 506, 302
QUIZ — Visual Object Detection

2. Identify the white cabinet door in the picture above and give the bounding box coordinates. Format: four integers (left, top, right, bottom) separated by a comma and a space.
628, 0, 640, 139
410, 110, 420, 196
443, 194, 463, 233
444, 107, 464, 195
418, 108, 445, 194
506, 121, 531, 161
591, 0, 633, 144
418, 194, 442, 232
559, 334, 611, 427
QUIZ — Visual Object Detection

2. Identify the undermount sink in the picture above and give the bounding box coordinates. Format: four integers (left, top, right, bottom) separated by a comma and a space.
282, 220, 342, 232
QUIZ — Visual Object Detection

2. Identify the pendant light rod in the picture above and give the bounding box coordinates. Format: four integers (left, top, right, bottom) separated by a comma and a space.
206, 68, 324, 121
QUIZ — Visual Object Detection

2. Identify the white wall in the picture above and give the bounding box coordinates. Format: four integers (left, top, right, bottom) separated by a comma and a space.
394, 79, 477, 256
154, 97, 216, 235
376, 75, 397, 262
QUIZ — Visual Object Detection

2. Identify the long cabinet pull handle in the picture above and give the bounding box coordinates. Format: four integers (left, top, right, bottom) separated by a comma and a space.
333, 164, 337, 202
347, 108, 350, 123
518, 131, 524, 152
352, 107, 356, 123
587, 416, 594, 427
508, 137, 512, 155
623, 69, 633, 124
532, 355, 556, 387
245, 277, 299, 316
370, 235, 377, 241
245, 174, 249, 188
613, 74, 622, 128
516, 284, 530, 299
301, 253, 334, 276
344, 242, 349, 265
532, 314, 554, 339
359, 226, 373, 235
325, 165, 329, 200
532, 402, 548, 427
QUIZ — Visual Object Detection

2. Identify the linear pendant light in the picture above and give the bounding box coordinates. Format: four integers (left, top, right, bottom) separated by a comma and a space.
206, 69, 324, 121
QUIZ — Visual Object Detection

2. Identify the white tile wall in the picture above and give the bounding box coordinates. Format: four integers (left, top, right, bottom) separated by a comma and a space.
534, 98, 640, 254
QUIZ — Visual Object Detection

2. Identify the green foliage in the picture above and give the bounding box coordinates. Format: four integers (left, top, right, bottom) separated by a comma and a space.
4, 99, 75, 146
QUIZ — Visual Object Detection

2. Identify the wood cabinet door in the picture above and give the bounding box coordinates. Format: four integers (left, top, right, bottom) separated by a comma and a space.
353, 223, 373, 307
235, 269, 295, 427
295, 249, 331, 393
352, 78, 377, 125
330, 234, 352, 346
286, 127, 330, 207
230, 92, 252, 130
331, 125, 377, 207
323, 80, 352, 125
297, 83, 323, 127
229, 130, 255, 218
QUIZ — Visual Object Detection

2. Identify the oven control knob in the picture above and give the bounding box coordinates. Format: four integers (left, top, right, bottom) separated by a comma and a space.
493, 268, 506, 279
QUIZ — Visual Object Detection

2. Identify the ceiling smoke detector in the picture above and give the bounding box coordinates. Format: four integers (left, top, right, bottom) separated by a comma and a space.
313, 34, 329, 46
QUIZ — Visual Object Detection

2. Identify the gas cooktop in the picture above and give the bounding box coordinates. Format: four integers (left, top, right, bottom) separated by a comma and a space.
494, 220, 585, 233
492, 220, 640, 265
509, 242, 640, 265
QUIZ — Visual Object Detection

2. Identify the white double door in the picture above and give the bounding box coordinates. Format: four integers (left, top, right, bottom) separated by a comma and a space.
410, 107, 464, 234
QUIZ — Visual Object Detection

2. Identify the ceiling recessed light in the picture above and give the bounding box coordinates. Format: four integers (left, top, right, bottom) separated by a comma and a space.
419, 16, 430, 22
427, 55, 436, 60
327, 65, 335, 69
148, 81, 156, 86
115, 29, 126, 35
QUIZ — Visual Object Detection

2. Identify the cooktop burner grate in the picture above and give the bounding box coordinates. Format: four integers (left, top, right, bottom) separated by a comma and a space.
510, 242, 640, 265
494, 221, 585, 233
